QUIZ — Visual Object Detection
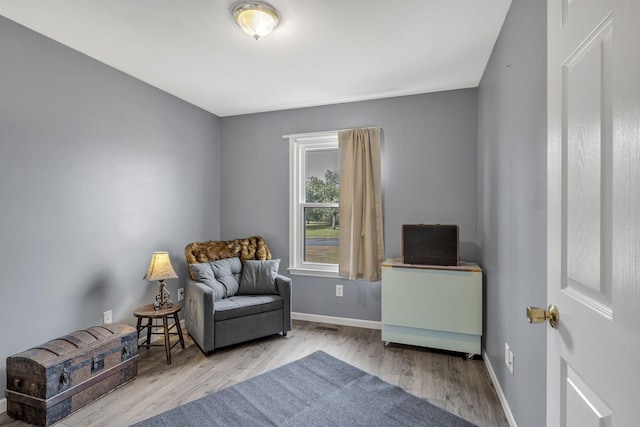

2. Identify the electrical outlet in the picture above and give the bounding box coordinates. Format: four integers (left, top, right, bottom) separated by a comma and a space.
336, 284, 343, 297
509, 349, 514, 375
103, 310, 112, 324
178, 287, 185, 301
504, 343, 510, 368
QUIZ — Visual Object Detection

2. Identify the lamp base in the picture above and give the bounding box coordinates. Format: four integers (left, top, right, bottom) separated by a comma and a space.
154, 280, 173, 311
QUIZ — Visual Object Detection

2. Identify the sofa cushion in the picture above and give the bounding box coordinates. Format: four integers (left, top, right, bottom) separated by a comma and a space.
214, 295, 284, 321
238, 259, 280, 295
189, 263, 226, 302
210, 257, 242, 297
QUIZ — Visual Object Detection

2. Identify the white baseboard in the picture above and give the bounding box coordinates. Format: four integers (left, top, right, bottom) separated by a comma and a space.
292, 312, 381, 330
0, 324, 512, 425
483, 350, 518, 427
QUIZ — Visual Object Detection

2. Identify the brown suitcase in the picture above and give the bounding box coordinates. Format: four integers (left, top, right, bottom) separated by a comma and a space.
6, 323, 138, 426
402, 224, 460, 266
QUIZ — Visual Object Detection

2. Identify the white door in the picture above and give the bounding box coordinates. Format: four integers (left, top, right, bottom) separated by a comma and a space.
546, 0, 640, 425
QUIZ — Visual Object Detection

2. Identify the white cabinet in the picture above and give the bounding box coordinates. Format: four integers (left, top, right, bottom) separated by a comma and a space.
381, 259, 483, 356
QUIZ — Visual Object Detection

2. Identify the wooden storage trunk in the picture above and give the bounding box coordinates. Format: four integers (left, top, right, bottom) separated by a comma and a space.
6, 323, 138, 426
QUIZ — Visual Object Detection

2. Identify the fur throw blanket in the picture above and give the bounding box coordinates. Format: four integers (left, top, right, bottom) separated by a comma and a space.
185, 236, 272, 279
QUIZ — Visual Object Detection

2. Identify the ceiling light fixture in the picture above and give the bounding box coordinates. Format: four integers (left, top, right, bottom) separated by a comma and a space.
232, 2, 280, 40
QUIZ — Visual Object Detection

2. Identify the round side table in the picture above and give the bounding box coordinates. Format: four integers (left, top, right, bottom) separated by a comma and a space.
134, 303, 185, 365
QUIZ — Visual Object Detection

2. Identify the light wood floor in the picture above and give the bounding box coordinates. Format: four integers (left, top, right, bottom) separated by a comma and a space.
1, 320, 508, 427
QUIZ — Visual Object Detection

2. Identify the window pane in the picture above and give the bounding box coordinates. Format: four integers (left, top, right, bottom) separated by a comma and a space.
304, 207, 339, 264
305, 149, 339, 203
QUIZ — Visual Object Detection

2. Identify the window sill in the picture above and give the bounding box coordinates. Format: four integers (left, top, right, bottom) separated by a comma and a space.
288, 267, 340, 279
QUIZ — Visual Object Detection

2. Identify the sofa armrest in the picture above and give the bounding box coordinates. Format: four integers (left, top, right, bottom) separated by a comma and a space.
276, 274, 292, 333
185, 278, 216, 354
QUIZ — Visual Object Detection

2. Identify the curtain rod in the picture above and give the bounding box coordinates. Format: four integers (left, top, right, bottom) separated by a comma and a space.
282, 126, 382, 139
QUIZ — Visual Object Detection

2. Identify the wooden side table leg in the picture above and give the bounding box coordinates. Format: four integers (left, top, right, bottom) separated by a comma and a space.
136, 317, 143, 347
174, 313, 185, 349
145, 318, 152, 349
163, 315, 171, 365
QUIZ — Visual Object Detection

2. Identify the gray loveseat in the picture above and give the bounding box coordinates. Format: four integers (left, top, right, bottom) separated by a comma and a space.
184, 237, 292, 355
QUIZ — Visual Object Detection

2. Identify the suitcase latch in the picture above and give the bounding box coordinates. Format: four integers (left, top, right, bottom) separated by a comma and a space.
59, 369, 70, 388
122, 344, 130, 360
91, 357, 104, 373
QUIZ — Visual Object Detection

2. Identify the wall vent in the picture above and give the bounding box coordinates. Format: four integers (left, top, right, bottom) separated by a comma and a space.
314, 325, 339, 332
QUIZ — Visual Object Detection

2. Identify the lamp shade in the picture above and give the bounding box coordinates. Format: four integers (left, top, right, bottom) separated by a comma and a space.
144, 252, 178, 282
232, 2, 279, 40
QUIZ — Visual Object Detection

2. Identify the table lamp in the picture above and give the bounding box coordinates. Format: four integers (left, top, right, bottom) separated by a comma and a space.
144, 251, 178, 310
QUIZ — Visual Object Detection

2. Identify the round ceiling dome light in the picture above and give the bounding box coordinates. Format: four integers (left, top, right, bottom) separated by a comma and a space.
232, 2, 280, 40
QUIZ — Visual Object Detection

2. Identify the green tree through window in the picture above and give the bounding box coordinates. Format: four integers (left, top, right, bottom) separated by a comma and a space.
306, 170, 339, 229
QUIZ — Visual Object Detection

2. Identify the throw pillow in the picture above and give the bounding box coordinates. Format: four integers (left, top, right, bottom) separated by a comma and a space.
209, 257, 242, 297
239, 259, 280, 295
189, 263, 226, 301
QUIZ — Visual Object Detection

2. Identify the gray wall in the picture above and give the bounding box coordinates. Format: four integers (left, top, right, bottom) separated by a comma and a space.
219, 90, 479, 321
0, 16, 220, 399
1, 2, 548, 421
477, 0, 547, 425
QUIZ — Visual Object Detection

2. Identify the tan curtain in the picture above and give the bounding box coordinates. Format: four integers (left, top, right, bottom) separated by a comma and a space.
338, 128, 384, 281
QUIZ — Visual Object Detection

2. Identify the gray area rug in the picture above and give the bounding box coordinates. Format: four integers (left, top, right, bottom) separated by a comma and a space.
132, 350, 477, 426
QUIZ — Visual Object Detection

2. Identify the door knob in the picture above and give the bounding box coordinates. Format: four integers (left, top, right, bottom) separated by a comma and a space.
527, 304, 559, 329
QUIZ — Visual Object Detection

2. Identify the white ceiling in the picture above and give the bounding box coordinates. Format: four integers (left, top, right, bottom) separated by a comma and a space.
0, 0, 511, 117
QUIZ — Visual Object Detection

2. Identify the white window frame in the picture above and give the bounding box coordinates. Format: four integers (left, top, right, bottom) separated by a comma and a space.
288, 130, 340, 278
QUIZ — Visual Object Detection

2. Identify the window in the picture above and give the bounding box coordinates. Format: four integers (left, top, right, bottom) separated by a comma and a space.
288, 131, 340, 277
